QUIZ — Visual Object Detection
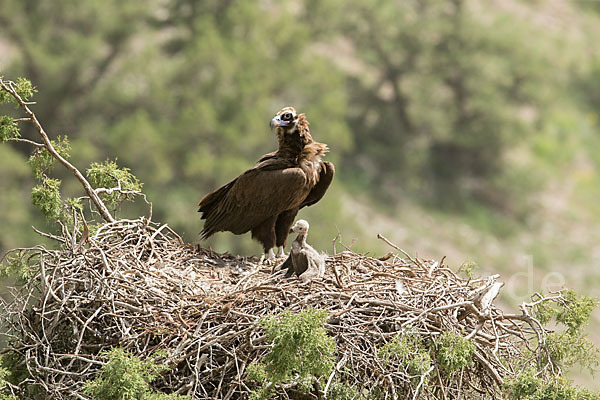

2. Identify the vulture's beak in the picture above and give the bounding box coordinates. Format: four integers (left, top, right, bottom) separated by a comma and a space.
270, 116, 291, 129
289, 227, 294, 233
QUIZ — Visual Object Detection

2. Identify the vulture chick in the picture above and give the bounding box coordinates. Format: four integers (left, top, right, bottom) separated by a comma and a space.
282, 219, 325, 283
198, 107, 335, 261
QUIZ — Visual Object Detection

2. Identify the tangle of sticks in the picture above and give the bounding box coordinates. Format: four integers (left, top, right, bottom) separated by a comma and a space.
0, 217, 564, 399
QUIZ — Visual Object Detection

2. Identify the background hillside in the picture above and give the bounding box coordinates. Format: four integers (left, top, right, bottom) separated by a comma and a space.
1, 0, 600, 386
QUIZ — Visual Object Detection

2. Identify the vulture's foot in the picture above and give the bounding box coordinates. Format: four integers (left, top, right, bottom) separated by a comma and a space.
299, 273, 315, 285
259, 249, 277, 266
298, 277, 315, 287
299, 266, 324, 285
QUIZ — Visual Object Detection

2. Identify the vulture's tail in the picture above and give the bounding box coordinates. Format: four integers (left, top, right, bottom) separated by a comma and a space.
198, 179, 236, 239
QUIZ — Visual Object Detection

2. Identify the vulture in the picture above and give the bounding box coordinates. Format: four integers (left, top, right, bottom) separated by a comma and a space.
198, 107, 335, 260
282, 219, 325, 283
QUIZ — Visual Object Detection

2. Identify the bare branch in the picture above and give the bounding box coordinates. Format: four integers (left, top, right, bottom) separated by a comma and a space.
7, 137, 44, 147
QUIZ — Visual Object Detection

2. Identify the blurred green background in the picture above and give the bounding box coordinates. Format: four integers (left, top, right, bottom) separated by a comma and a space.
1, 0, 600, 385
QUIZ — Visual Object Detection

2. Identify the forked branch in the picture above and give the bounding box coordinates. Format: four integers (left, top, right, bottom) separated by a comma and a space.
0, 77, 115, 223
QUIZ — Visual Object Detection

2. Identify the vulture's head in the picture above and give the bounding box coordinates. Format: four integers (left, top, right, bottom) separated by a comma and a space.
270, 106, 310, 138
290, 219, 310, 235
270, 106, 298, 132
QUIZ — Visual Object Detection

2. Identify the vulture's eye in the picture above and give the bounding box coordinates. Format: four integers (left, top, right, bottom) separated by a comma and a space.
282, 112, 293, 121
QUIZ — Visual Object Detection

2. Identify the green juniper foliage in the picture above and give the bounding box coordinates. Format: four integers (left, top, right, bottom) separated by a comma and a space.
0, 116, 19, 142
501, 291, 600, 399
503, 367, 600, 400
248, 308, 336, 399
555, 290, 598, 335
31, 177, 62, 221
435, 331, 475, 374
0, 358, 16, 400
0, 76, 143, 226
534, 290, 599, 371
65, 197, 84, 213
545, 332, 599, 372
534, 290, 597, 334
0, 353, 30, 396
378, 334, 432, 377
0, 75, 27, 142
459, 261, 480, 280
84, 348, 188, 400
28, 136, 71, 180
86, 159, 143, 211
0, 76, 36, 104
324, 381, 361, 400
13, 78, 36, 101
0, 252, 32, 282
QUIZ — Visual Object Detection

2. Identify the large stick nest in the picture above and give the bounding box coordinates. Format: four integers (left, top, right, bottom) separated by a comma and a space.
1, 217, 559, 399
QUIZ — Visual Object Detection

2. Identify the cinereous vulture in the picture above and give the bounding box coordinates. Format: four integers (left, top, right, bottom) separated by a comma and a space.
198, 107, 334, 260
281, 219, 326, 283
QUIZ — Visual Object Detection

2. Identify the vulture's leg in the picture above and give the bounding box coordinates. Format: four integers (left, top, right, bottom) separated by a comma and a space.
272, 254, 290, 273
274, 208, 299, 257
251, 216, 278, 263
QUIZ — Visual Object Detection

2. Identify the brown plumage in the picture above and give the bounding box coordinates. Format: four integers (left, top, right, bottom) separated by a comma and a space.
198, 107, 335, 260
282, 219, 325, 283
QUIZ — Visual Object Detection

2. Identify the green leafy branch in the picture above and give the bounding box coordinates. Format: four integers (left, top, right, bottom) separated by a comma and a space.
248, 308, 336, 399
0, 76, 116, 223
27, 136, 71, 180
503, 367, 600, 400
532, 289, 600, 373
87, 159, 144, 212
1, 75, 147, 226
435, 331, 475, 374
84, 348, 189, 400
0, 358, 17, 400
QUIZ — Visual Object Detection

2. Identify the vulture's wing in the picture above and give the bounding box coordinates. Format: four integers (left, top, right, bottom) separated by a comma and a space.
198, 179, 236, 216
258, 150, 277, 162
198, 151, 279, 215
298, 245, 325, 283
281, 255, 294, 278
292, 250, 310, 277
300, 161, 334, 209
200, 159, 311, 238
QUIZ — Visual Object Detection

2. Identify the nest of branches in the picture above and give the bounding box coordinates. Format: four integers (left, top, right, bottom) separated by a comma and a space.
0, 217, 564, 399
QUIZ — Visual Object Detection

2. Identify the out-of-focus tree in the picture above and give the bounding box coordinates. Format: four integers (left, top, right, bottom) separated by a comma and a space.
2, 0, 600, 257
306, 0, 558, 212
0, 0, 151, 138
0, 0, 353, 255
0, 146, 36, 252
0, 0, 155, 255
141, 1, 352, 237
